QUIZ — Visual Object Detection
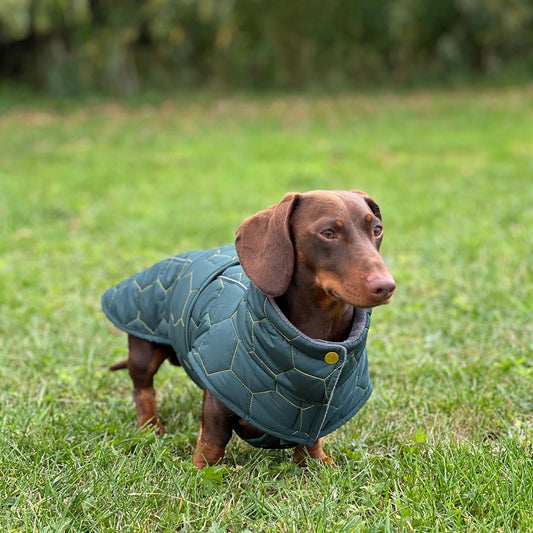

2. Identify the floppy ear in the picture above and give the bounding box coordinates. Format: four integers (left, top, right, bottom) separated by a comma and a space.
235, 193, 300, 297
353, 190, 382, 221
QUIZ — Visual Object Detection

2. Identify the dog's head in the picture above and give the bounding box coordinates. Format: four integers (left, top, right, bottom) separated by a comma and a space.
235, 190, 395, 308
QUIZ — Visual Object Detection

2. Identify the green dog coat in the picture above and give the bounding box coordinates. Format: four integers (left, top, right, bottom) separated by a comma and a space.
102, 246, 373, 448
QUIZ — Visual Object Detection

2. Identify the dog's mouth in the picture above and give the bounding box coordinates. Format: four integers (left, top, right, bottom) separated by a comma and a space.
326, 288, 344, 303
325, 288, 358, 308
318, 270, 394, 309
326, 287, 393, 309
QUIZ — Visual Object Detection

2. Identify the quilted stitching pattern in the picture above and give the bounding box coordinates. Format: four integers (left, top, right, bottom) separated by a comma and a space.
102, 255, 192, 343
183, 285, 371, 445
102, 245, 372, 448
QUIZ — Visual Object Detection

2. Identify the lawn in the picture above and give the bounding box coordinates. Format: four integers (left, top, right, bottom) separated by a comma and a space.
0, 84, 532, 532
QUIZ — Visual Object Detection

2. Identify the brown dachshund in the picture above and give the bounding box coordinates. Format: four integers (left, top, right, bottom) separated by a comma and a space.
106, 190, 395, 468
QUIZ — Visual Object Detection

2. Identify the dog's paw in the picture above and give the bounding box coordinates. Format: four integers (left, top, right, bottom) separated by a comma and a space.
293, 443, 335, 467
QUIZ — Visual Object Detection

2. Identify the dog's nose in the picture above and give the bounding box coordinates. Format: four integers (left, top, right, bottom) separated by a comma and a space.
368, 274, 396, 301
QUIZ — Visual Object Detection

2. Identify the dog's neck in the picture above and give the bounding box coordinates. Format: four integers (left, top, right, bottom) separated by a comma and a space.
277, 283, 354, 343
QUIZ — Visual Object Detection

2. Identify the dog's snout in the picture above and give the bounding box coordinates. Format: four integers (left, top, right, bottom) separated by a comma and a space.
368, 274, 396, 301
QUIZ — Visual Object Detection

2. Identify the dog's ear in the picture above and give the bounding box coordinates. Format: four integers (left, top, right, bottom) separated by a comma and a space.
235, 193, 300, 297
353, 190, 382, 221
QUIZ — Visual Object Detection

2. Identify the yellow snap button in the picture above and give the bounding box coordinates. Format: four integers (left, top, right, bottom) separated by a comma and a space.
324, 352, 339, 365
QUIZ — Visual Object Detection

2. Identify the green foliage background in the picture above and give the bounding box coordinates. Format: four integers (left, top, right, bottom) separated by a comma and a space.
1, 0, 532, 94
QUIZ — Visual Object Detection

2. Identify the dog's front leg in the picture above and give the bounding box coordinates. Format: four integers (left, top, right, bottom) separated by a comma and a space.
293, 438, 334, 467
193, 389, 237, 469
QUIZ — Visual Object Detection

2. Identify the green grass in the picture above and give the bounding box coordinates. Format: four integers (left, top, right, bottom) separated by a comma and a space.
1, 85, 532, 532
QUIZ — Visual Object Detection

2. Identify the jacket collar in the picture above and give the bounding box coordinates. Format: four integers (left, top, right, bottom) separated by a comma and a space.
246, 282, 371, 363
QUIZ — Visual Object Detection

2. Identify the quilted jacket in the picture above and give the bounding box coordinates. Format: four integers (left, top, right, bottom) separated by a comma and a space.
102, 246, 373, 448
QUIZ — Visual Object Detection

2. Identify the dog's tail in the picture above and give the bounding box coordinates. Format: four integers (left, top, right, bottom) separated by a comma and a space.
110, 360, 128, 371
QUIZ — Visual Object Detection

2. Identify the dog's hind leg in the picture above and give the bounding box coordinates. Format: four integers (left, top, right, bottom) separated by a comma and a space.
127, 335, 168, 434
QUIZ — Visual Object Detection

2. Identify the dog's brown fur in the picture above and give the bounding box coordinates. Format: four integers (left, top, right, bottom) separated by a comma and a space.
110, 191, 395, 468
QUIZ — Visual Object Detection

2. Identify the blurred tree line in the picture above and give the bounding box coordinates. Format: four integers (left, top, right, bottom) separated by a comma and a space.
0, 0, 532, 95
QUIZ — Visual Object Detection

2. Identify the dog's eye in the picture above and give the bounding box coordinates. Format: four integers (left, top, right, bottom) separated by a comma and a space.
321, 229, 336, 240
373, 225, 383, 237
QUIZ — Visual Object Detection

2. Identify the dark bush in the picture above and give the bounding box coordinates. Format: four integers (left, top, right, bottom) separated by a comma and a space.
0, 0, 531, 94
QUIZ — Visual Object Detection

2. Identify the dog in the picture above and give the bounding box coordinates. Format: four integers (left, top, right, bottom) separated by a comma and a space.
102, 190, 395, 468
